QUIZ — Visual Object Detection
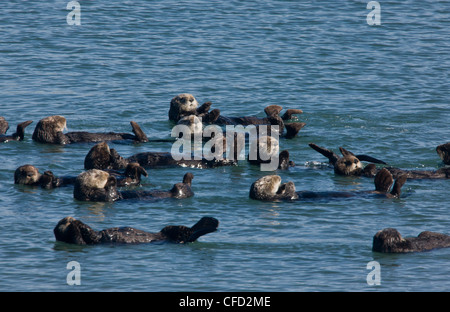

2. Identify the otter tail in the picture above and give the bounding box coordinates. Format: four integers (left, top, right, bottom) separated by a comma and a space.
130, 121, 149, 143
188, 217, 219, 242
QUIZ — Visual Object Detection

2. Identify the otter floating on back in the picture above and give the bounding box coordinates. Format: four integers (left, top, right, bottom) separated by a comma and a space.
32, 115, 148, 145
14, 162, 148, 189
0, 118, 33, 143
54, 216, 219, 245
73, 169, 194, 202
372, 228, 450, 253
309, 143, 450, 179
168, 93, 306, 139
249, 168, 407, 202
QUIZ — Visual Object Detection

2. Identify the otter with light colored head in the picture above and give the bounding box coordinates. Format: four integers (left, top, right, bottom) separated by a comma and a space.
74, 169, 194, 202
372, 228, 450, 253
54, 216, 219, 245
309, 143, 450, 179
32, 115, 148, 145
250, 168, 407, 202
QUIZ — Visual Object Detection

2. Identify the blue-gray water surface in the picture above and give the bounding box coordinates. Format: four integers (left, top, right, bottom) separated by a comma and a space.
0, 0, 449, 292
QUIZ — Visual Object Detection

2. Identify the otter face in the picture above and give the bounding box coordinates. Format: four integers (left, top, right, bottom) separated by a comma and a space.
169, 94, 199, 122
372, 228, 405, 252
437, 143, 450, 165
14, 165, 41, 185
32, 115, 68, 144
77, 169, 110, 189
334, 155, 363, 176
249, 175, 298, 201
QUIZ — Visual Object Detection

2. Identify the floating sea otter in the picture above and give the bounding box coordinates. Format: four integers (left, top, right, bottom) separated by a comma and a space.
83, 141, 237, 170
309, 143, 450, 179
54, 216, 219, 245
372, 228, 450, 253
14, 162, 147, 189
32, 115, 149, 145
169, 93, 306, 139
73, 169, 194, 202
0, 118, 33, 143
436, 142, 450, 165
249, 168, 407, 201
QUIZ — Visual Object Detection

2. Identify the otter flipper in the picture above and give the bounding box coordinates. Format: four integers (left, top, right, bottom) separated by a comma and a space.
374, 168, 394, 193
203, 109, 221, 123
309, 143, 339, 165
282, 109, 303, 121
278, 150, 293, 170
196, 101, 212, 115
284, 122, 306, 139
130, 121, 149, 143
188, 217, 219, 242
264, 105, 283, 117
355, 154, 387, 165
390, 173, 407, 197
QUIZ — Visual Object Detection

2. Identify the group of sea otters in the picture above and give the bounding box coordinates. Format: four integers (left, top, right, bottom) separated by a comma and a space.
2, 94, 450, 253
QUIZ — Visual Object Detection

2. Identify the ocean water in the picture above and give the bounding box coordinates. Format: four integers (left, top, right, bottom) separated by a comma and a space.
0, 0, 449, 292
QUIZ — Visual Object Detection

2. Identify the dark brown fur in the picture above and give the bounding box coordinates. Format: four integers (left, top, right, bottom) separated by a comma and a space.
372, 228, 450, 253
0, 120, 33, 143
54, 216, 219, 245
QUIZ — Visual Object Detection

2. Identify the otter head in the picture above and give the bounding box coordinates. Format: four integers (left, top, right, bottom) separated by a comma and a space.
249, 135, 280, 164
74, 169, 120, 202
14, 165, 41, 185
84, 142, 128, 170
54, 216, 100, 245
124, 162, 148, 180
169, 172, 194, 199
334, 147, 363, 176
372, 228, 409, 253
169, 93, 199, 122
32, 115, 68, 144
436, 143, 450, 165
249, 175, 298, 201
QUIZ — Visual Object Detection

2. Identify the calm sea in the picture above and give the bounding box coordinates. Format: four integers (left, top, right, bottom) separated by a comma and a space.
0, 0, 449, 292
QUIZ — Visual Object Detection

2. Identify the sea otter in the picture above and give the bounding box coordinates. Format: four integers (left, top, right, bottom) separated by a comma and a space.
309, 143, 450, 179
372, 228, 450, 253
14, 163, 147, 189
437, 142, 450, 165
54, 216, 219, 245
249, 168, 407, 201
168, 94, 306, 139
32, 115, 149, 145
0, 119, 33, 143
83, 141, 237, 171
73, 169, 194, 202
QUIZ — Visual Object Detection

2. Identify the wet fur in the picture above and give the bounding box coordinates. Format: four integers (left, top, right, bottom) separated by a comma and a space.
372, 228, 450, 253
249, 168, 407, 201
0, 120, 33, 143
32, 116, 148, 145
309, 143, 450, 179
73, 169, 194, 202
54, 216, 219, 245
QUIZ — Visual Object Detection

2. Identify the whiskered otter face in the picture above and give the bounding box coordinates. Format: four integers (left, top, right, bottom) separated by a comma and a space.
14, 165, 41, 185
169, 94, 199, 122
334, 155, 363, 176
